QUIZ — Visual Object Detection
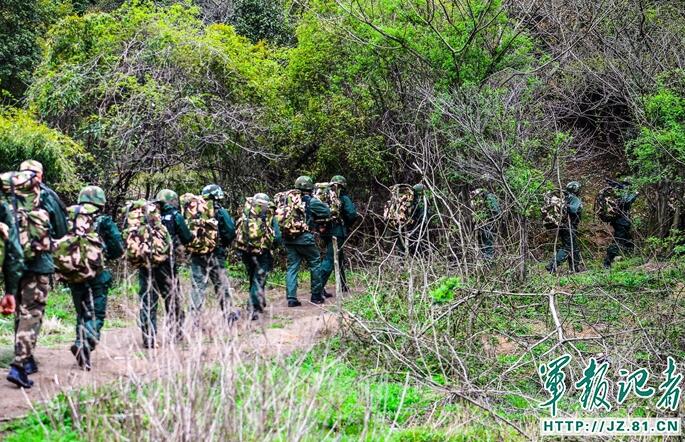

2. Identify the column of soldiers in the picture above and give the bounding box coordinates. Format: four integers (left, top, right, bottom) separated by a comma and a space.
0, 166, 359, 388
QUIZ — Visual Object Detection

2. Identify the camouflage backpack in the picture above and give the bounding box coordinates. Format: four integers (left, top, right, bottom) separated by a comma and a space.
313, 182, 342, 222
122, 199, 171, 267
595, 187, 621, 222
541, 190, 567, 229
235, 197, 275, 253
383, 184, 415, 229
54, 204, 104, 283
0, 221, 8, 269
180, 193, 219, 254
0, 171, 52, 261
274, 189, 309, 237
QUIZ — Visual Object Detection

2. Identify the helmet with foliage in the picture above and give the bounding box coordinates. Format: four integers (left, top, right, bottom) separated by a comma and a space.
565, 181, 581, 195
156, 189, 179, 207
294, 175, 314, 191
201, 184, 225, 200
78, 185, 106, 207
253, 193, 271, 204
330, 175, 347, 187
413, 183, 425, 194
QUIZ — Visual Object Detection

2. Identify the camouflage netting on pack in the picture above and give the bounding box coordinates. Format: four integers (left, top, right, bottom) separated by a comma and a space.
541, 190, 567, 229
595, 187, 621, 222
314, 182, 341, 222
0, 171, 52, 261
235, 197, 275, 253
470, 188, 489, 223
383, 184, 415, 229
181, 193, 219, 255
274, 190, 309, 237
0, 221, 8, 268
54, 203, 104, 283
122, 199, 171, 267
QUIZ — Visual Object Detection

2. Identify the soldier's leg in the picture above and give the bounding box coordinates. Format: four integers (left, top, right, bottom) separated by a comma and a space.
567, 229, 581, 271
338, 239, 349, 292
241, 253, 260, 310
285, 245, 303, 301
138, 267, 159, 347
319, 237, 334, 290
90, 276, 111, 343
479, 227, 495, 260
301, 244, 324, 301
547, 231, 568, 272
69, 282, 89, 350
209, 254, 232, 313
73, 281, 99, 350
13, 273, 49, 367
190, 254, 209, 313
156, 261, 184, 339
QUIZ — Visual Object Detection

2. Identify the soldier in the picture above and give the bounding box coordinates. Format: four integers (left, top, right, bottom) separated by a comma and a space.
603, 184, 639, 269
406, 183, 430, 254
283, 176, 330, 306
320, 175, 358, 295
236, 193, 282, 320
67, 186, 124, 369
546, 181, 583, 274
470, 187, 501, 260
189, 184, 237, 321
0, 201, 25, 381
4, 160, 67, 388
138, 189, 193, 348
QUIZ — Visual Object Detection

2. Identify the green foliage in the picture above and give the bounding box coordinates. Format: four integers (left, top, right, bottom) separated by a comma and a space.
0, 108, 85, 192
230, 0, 293, 45
430, 277, 462, 304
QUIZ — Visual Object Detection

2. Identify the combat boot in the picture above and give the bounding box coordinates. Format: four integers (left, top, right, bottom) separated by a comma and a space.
24, 356, 38, 375
71, 344, 91, 371
323, 289, 333, 298
288, 299, 302, 307
7, 364, 33, 388
310, 294, 325, 305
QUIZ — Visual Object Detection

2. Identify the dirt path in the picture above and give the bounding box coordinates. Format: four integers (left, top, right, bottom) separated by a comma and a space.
0, 288, 339, 422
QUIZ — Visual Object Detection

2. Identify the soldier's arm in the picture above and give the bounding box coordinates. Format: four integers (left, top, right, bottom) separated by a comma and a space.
567, 196, 582, 215
1, 205, 24, 296
487, 194, 501, 216
42, 189, 68, 239
309, 197, 331, 219
217, 208, 236, 247
174, 212, 194, 246
624, 193, 638, 206
272, 217, 283, 247
98, 215, 124, 260
341, 195, 359, 226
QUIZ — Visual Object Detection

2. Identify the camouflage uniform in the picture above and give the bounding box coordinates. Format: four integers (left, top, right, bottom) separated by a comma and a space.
284, 178, 330, 304
138, 191, 193, 347
68, 187, 124, 355
471, 189, 501, 260
12, 161, 67, 371
1, 202, 24, 300
547, 182, 583, 273
320, 178, 358, 294
396, 184, 430, 255
604, 192, 638, 268
189, 186, 236, 316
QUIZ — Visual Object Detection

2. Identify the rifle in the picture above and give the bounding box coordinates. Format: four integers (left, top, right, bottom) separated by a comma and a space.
605, 178, 629, 189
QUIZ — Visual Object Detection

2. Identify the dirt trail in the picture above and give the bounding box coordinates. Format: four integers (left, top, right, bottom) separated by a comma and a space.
0, 289, 339, 422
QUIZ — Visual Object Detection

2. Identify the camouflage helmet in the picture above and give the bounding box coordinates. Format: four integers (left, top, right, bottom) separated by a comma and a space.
295, 175, 314, 191
565, 181, 582, 194
202, 184, 225, 200
330, 175, 347, 187
413, 183, 425, 194
78, 185, 106, 207
156, 189, 179, 207
253, 192, 270, 205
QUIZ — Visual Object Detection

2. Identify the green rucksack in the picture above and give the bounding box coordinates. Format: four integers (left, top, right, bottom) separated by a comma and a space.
180, 193, 219, 255
541, 190, 567, 229
235, 197, 275, 253
383, 184, 415, 229
0, 171, 52, 261
122, 199, 171, 267
274, 190, 309, 238
595, 187, 621, 222
54, 204, 105, 283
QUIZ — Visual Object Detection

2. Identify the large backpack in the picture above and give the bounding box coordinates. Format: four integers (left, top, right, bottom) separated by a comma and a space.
235, 197, 275, 254
595, 187, 621, 222
180, 193, 219, 254
122, 199, 171, 267
274, 189, 309, 238
0, 171, 52, 261
313, 182, 342, 222
54, 204, 104, 283
541, 190, 567, 229
383, 184, 415, 229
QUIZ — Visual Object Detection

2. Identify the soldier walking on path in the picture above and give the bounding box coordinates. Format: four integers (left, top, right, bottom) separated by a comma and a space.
546, 181, 583, 274
599, 181, 639, 269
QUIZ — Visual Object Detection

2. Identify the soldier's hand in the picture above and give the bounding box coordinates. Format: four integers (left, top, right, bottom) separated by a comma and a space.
1, 294, 16, 315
